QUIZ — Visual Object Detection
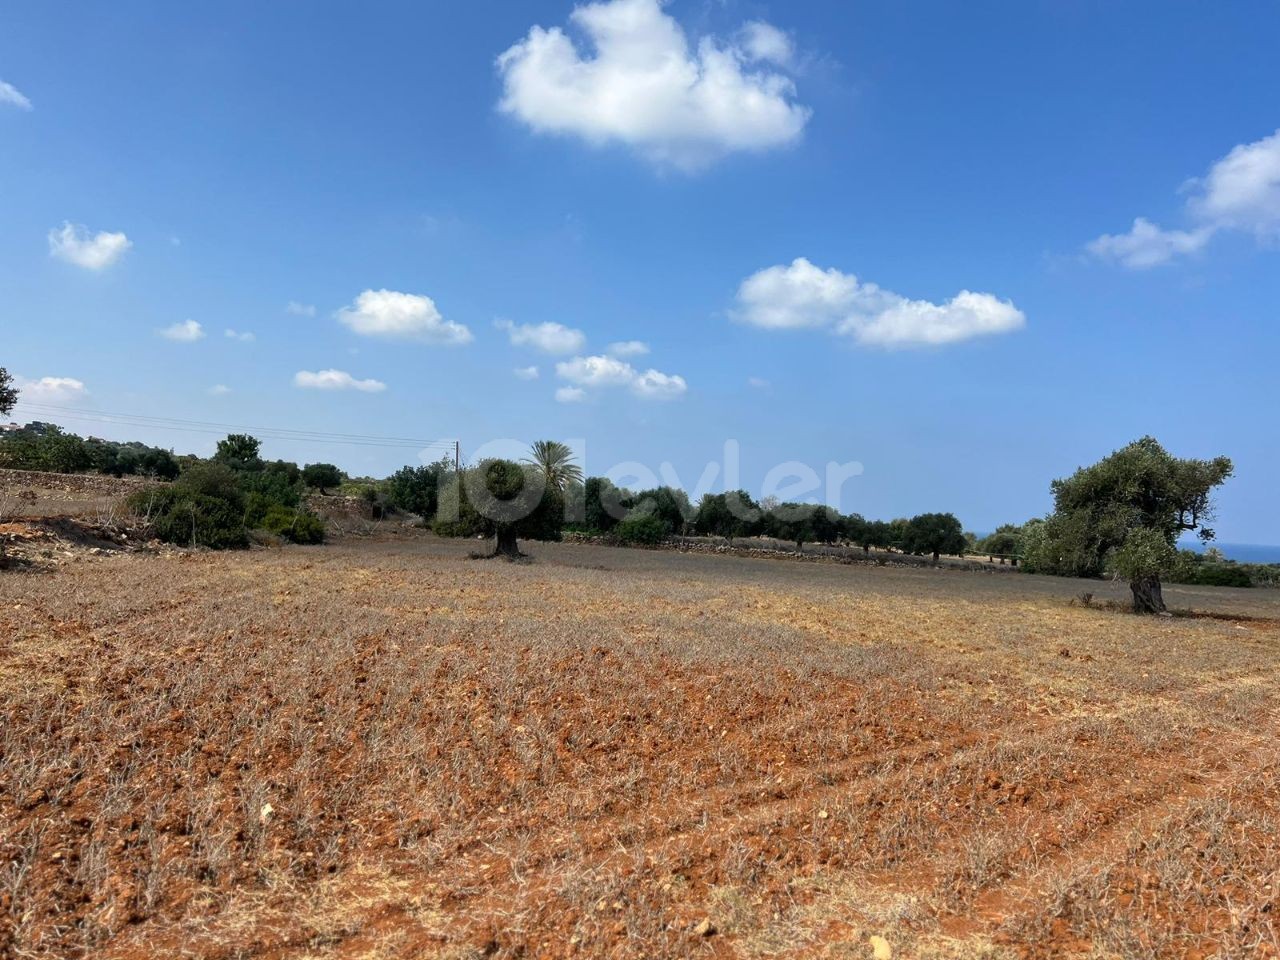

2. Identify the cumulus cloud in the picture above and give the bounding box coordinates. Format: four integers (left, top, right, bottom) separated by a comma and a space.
555, 386, 587, 403
556, 353, 687, 400
336, 289, 472, 344
293, 369, 387, 392
48, 222, 132, 270
606, 339, 649, 358
14, 376, 87, 404
496, 0, 811, 169
734, 258, 1025, 347
224, 329, 255, 342
1089, 128, 1280, 267
208, 384, 232, 396
286, 301, 317, 317
158, 320, 205, 342
1188, 128, 1280, 239
496, 319, 586, 354
514, 365, 540, 380
0, 80, 32, 111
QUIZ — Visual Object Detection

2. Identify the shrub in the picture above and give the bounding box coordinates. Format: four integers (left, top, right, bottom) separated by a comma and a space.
259, 505, 325, 544
1190, 564, 1254, 588
130, 488, 249, 549
128, 462, 249, 549
617, 514, 670, 545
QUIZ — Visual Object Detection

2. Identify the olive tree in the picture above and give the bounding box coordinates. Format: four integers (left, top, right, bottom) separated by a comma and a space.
1035, 437, 1232, 614
901, 512, 967, 563
438, 458, 564, 558
302, 462, 343, 495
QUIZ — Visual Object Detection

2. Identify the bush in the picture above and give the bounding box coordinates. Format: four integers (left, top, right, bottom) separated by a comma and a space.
128, 462, 249, 549
259, 505, 325, 545
1191, 565, 1254, 588
617, 514, 670, 545
130, 488, 249, 549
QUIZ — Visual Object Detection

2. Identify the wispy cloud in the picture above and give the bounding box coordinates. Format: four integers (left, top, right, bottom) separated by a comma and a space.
293, 369, 386, 392
497, 319, 586, 354
513, 365, 540, 380
158, 320, 205, 342
0, 80, 32, 111
286, 301, 317, 317
224, 329, 255, 342
14, 376, 87, 404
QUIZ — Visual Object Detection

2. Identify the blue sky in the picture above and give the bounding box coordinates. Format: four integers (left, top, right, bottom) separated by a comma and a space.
2, 1, 1278, 541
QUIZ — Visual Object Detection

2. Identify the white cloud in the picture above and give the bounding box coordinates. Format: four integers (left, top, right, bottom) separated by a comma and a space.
556, 386, 587, 403
208, 384, 232, 396
336, 289, 472, 345
293, 369, 387, 392
514, 365, 540, 380
224, 329, 255, 342
734, 258, 1025, 347
632, 368, 687, 399
14, 376, 87, 404
496, 318, 586, 354
0, 80, 32, 111
48, 222, 132, 270
606, 339, 649, 358
496, 0, 811, 170
1188, 128, 1280, 239
556, 353, 687, 400
286, 301, 317, 317
1086, 218, 1214, 269
1089, 128, 1280, 267
748, 376, 771, 389
740, 22, 793, 66
556, 354, 638, 387
159, 320, 205, 342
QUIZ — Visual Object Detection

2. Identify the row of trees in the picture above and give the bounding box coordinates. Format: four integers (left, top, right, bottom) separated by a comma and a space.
414, 440, 970, 563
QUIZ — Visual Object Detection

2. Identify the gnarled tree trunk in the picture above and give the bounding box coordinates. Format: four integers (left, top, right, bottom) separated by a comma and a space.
492, 526, 523, 559
1130, 575, 1166, 614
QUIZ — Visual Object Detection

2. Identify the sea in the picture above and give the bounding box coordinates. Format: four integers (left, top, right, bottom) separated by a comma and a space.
1180, 541, 1280, 565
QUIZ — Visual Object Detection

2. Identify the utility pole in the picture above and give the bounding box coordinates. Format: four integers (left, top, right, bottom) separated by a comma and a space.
454, 440, 460, 475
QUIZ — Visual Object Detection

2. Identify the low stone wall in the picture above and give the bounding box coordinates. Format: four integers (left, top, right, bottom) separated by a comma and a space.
0, 468, 159, 498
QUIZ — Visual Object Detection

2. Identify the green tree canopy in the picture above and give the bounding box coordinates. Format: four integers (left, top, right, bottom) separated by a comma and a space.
0, 368, 17, 417
901, 512, 967, 563
302, 462, 343, 494
386, 459, 452, 519
213, 433, 263, 472
1028, 437, 1233, 613
438, 458, 564, 558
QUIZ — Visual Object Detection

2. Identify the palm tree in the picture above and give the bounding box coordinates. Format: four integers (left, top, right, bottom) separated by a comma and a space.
524, 440, 583, 491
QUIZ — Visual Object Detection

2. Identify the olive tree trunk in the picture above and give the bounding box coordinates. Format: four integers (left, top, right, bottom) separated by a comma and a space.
1129, 575, 1167, 614
492, 526, 523, 559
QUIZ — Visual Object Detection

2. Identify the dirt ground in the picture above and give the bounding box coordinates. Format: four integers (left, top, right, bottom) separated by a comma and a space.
2, 533, 1278, 959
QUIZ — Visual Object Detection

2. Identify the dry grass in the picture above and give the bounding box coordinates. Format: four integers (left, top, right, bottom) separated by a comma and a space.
1, 534, 1278, 959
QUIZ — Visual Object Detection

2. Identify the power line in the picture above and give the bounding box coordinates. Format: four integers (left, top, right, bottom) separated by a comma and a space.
13, 401, 458, 451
